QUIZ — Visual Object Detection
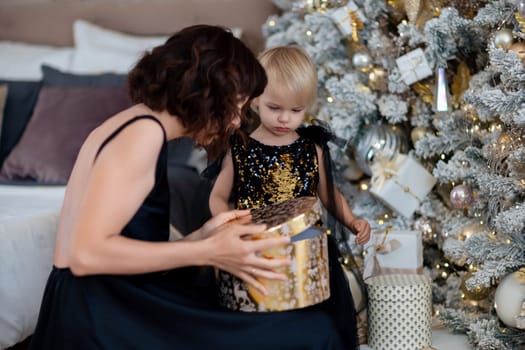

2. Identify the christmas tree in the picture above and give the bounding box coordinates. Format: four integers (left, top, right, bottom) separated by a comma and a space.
263, 1, 525, 348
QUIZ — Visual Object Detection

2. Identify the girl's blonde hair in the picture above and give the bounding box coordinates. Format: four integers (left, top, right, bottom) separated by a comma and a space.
258, 45, 317, 110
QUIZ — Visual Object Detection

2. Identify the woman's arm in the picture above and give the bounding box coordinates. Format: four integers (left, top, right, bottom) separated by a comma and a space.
68, 121, 290, 294
315, 145, 371, 245
209, 151, 235, 215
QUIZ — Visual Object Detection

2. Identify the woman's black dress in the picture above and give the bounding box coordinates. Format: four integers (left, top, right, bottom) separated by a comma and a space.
29, 116, 349, 350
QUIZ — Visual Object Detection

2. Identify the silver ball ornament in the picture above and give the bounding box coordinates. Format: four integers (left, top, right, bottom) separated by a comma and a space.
354, 123, 409, 176
493, 28, 514, 50
449, 184, 474, 209
518, 0, 525, 17
494, 268, 525, 329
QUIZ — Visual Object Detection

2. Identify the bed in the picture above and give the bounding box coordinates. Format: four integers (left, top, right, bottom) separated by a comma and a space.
0, 1, 278, 348
0, 185, 64, 349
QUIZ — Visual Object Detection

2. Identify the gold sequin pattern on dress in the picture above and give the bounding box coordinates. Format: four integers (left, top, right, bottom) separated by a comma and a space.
231, 133, 319, 210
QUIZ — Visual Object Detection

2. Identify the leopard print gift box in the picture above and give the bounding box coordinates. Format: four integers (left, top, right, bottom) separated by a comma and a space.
217, 196, 330, 312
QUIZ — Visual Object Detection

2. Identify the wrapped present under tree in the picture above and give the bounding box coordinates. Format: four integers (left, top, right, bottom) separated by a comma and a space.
370, 154, 437, 218
363, 228, 423, 279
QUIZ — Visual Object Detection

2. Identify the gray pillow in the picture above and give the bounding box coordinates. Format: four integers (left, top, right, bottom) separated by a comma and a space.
0, 80, 42, 167
0, 84, 7, 146
41, 64, 127, 87
0, 86, 132, 184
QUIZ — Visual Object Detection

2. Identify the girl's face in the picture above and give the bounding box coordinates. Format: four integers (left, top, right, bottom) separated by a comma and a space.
253, 80, 306, 138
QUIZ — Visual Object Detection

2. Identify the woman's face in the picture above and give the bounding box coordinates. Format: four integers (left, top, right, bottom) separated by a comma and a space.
195, 96, 248, 147
230, 96, 249, 130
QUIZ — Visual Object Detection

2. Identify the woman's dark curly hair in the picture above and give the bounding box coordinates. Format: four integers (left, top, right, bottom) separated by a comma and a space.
128, 24, 267, 159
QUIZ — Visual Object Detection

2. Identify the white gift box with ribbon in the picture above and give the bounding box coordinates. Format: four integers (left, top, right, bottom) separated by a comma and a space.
328, 0, 367, 37
395, 48, 432, 85
370, 154, 437, 218
363, 229, 423, 279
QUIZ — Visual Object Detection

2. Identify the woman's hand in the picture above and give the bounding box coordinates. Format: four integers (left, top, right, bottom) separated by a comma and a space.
349, 218, 371, 246
203, 219, 291, 295
198, 210, 252, 240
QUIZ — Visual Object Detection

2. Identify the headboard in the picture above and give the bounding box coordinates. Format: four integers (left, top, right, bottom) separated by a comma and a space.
0, 0, 279, 54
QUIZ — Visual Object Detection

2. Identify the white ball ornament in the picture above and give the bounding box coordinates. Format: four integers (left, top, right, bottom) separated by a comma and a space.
493, 28, 514, 50
494, 268, 525, 329
352, 52, 372, 70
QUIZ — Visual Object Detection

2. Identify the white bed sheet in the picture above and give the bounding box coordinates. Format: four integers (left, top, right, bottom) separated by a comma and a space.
0, 184, 65, 220
0, 184, 65, 349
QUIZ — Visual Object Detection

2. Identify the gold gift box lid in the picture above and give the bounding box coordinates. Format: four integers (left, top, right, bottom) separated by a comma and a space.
250, 196, 323, 239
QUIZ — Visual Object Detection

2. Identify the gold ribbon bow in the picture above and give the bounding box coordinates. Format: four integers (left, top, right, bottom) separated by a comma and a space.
370, 154, 407, 190
370, 154, 423, 203
364, 227, 402, 278
373, 226, 401, 254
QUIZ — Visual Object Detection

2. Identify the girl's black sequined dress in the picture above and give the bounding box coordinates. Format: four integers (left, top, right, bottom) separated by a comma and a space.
229, 125, 359, 350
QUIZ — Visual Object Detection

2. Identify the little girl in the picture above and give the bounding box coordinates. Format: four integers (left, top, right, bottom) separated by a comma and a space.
209, 45, 371, 350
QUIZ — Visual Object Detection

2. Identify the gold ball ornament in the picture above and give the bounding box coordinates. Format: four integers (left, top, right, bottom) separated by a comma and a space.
368, 67, 389, 92
493, 28, 514, 50
494, 268, 525, 329
410, 126, 430, 144
461, 271, 491, 301
413, 217, 436, 243
508, 41, 525, 64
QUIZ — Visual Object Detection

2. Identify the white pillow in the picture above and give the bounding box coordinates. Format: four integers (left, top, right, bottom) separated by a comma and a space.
0, 42, 74, 80
230, 27, 243, 39
70, 20, 169, 74
70, 20, 243, 74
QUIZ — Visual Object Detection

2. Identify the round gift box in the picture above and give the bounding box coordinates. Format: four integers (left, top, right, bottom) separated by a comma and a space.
366, 274, 432, 350
217, 196, 331, 312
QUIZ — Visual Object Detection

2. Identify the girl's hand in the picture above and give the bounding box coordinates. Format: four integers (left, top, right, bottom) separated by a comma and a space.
350, 218, 371, 245
204, 219, 291, 295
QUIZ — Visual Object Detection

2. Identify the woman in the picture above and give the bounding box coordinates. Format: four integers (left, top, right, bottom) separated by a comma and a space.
30, 25, 346, 349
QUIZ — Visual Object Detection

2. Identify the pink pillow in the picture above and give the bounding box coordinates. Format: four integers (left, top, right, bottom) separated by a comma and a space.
0, 86, 132, 184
